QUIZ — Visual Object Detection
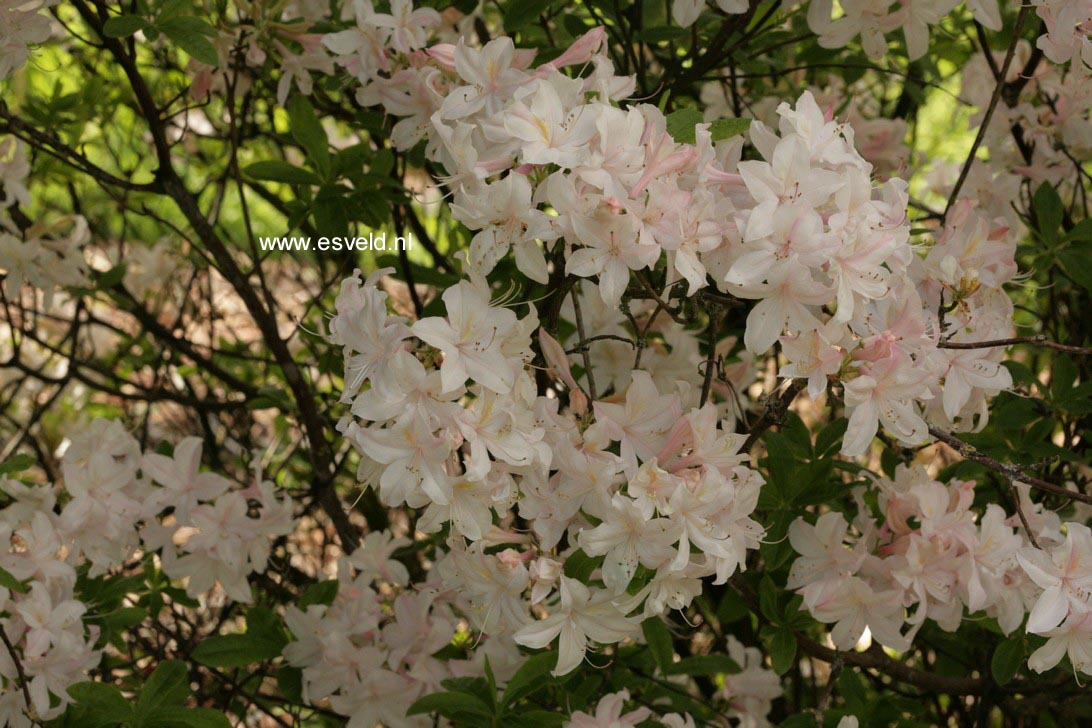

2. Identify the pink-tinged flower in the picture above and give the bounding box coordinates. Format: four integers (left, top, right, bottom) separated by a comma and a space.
0, 0, 51, 81
321, 1, 391, 82
328, 267, 410, 399
787, 512, 868, 589
142, 436, 232, 518
565, 211, 657, 307
593, 371, 683, 476
736, 265, 830, 355
371, 0, 440, 54
541, 26, 606, 72
441, 37, 530, 119
1017, 523, 1092, 634
1027, 610, 1092, 675
579, 493, 677, 592
841, 352, 932, 456
412, 279, 519, 394
720, 635, 783, 725
513, 576, 638, 675
801, 574, 910, 651
565, 690, 651, 727
346, 413, 452, 507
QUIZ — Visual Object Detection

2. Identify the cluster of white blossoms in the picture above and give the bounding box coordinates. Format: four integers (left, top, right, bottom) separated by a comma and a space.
3, 0, 1090, 724
320, 1, 1019, 455
787, 465, 1092, 676
278, 2, 1030, 722
0, 137, 89, 307
282, 535, 723, 726
0, 422, 294, 722
327, 267, 766, 674
283, 549, 469, 728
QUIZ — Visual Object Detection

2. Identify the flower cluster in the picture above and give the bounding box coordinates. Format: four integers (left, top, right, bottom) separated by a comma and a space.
0, 423, 294, 721
303, 0, 1029, 717
0, 0, 51, 82
283, 549, 465, 727
0, 136, 89, 307
329, 268, 766, 677
786, 462, 1092, 677
786, 466, 1043, 652
321, 6, 1018, 442
804, 0, 1002, 61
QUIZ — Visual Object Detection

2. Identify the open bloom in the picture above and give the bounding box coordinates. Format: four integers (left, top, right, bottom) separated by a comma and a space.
513, 576, 638, 675
1018, 523, 1092, 634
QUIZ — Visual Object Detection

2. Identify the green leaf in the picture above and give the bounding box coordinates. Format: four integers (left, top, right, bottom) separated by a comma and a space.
243, 160, 321, 186
298, 579, 338, 608
102, 15, 151, 38
0, 453, 35, 475
501, 652, 556, 707
406, 690, 493, 719
561, 549, 603, 582
510, 710, 566, 727
275, 666, 303, 704
137, 660, 191, 714
0, 566, 29, 594
96, 263, 127, 290
192, 613, 286, 669
779, 713, 817, 728
642, 617, 674, 674
65, 682, 133, 726
665, 108, 704, 145
1063, 218, 1092, 243
1058, 242, 1092, 292
1033, 183, 1063, 245
768, 627, 797, 676
287, 95, 331, 178
758, 575, 781, 625
504, 0, 552, 31
815, 417, 849, 457
440, 676, 494, 709
157, 17, 219, 66
709, 117, 750, 141
637, 27, 690, 43
991, 637, 1024, 686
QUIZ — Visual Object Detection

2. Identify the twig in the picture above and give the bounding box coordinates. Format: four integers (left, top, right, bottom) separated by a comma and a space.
564, 334, 636, 354
929, 427, 1092, 506
937, 335, 1092, 356
944, 4, 1031, 216
699, 308, 721, 407
742, 379, 807, 451
0, 628, 39, 724
571, 283, 598, 402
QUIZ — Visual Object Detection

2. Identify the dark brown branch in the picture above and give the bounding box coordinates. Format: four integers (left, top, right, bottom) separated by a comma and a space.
938, 335, 1092, 356
742, 379, 807, 451
0, 628, 39, 724
929, 428, 1092, 506
72, 0, 360, 552
945, 5, 1031, 215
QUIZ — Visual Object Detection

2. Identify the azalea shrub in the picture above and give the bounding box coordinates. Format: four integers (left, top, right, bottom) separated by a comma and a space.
1, 0, 1091, 726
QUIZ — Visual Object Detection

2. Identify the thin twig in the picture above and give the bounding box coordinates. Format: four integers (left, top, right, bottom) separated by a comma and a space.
571, 283, 598, 402
938, 335, 1092, 356
945, 4, 1031, 216
0, 628, 39, 724
929, 428, 1092, 506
